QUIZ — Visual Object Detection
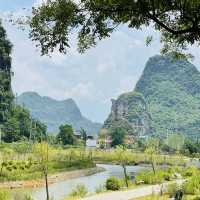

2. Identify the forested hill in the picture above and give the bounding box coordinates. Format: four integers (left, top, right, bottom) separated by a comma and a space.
135, 54, 200, 138
104, 54, 200, 139
17, 92, 102, 135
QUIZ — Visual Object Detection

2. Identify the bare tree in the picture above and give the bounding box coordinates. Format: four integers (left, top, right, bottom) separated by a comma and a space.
33, 142, 50, 200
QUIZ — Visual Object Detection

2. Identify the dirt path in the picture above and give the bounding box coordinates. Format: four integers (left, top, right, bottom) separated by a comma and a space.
82, 180, 184, 200
0, 167, 104, 189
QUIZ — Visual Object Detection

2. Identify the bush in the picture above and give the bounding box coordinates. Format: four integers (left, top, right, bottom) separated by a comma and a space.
69, 184, 88, 198
182, 166, 200, 178
191, 197, 200, 200
13, 193, 33, 200
135, 170, 165, 185
23, 194, 33, 200
0, 190, 10, 200
167, 183, 180, 197
183, 176, 200, 195
106, 177, 121, 191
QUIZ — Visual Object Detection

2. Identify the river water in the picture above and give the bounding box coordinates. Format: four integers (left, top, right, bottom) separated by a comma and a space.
29, 164, 149, 200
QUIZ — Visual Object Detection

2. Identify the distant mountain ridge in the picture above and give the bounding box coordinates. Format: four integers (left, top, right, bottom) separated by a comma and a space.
17, 92, 102, 135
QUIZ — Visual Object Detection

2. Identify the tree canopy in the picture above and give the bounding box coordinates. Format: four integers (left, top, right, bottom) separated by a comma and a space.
30, 0, 200, 56
80, 128, 87, 146
110, 127, 126, 147
0, 22, 47, 143
57, 124, 76, 145
0, 22, 13, 123
2, 105, 47, 143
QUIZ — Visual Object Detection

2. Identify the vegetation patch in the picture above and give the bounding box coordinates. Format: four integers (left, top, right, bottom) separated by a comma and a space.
69, 184, 88, 198
106, 177, 121, 191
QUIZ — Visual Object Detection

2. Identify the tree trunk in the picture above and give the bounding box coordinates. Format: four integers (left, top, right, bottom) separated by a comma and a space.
122, 164, 129, 188
151, 161, 156, 175
84, 139, 87, 147
0, 164, 4, 176
44, 167, 49, 200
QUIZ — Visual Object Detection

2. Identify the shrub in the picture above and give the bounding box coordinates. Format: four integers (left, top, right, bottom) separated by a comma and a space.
183, 176, 200, 195
0, 190, 10, 200
12, 192, 33, 200
23, 194, 33, 200
6, 166, 12, 171
182, 166, 200, 177
8, 161, 13, 166
106, 177, 121, 191
12, 164, 17, 170
192, 197, 200, 200
135, 170, 165, 185
135, 167, 179, 185
167, 183, 180, 197
69, 184, 88, 198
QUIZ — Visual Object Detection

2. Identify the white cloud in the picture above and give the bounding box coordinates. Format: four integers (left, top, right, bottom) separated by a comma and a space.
96, 63, 116, 74
34, 0, 47, 7
5, 22, 161, 122
34, 0, 80, 7
117, 75, 137, 94
65, 82, 93, 99
2, 0, 200, 123
64, 82, 103, 102
1, 9, 182, 122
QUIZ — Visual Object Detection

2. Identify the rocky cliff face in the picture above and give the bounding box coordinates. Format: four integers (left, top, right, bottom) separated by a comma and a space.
103, 92, 151, 136
17, 92, 102, 135
104, 54, 200, 139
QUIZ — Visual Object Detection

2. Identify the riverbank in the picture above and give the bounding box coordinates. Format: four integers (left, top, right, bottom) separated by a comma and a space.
0, 167, 105, 189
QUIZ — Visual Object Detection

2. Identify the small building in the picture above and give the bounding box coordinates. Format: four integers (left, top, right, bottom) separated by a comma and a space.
97, 135, 112, 149
86, 138, 97, 148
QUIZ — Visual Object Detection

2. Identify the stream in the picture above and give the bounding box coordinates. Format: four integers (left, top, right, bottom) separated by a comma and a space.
28, 164, 149, 200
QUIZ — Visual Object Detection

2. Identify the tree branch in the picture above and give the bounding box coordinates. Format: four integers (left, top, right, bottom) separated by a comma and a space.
147, 12, 199, 35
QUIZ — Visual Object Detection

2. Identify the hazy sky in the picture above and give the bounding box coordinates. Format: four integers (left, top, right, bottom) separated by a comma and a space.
0, 0, 200, 123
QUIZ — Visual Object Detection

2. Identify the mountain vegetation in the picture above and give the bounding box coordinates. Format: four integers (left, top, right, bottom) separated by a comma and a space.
135, 54, 200, 138
17, 92, 102, 135
104, 54, 200, 139
0, 21, 13, 125
0, 22, 47, 143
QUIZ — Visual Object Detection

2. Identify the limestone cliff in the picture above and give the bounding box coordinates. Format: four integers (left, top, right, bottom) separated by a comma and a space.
103, 92, 151, 136
104, 54, 200, 139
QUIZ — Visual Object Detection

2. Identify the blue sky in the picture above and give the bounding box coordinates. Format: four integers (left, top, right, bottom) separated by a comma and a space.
0, 0, 35, 10
0, 0, 200, 123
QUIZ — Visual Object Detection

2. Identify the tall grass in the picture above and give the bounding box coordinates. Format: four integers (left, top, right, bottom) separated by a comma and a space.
92, 149, 186, 166
183, 176, 200, 195
69, 184, 88, 198
0, 146, 95, 182
0, 190, 10, 200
